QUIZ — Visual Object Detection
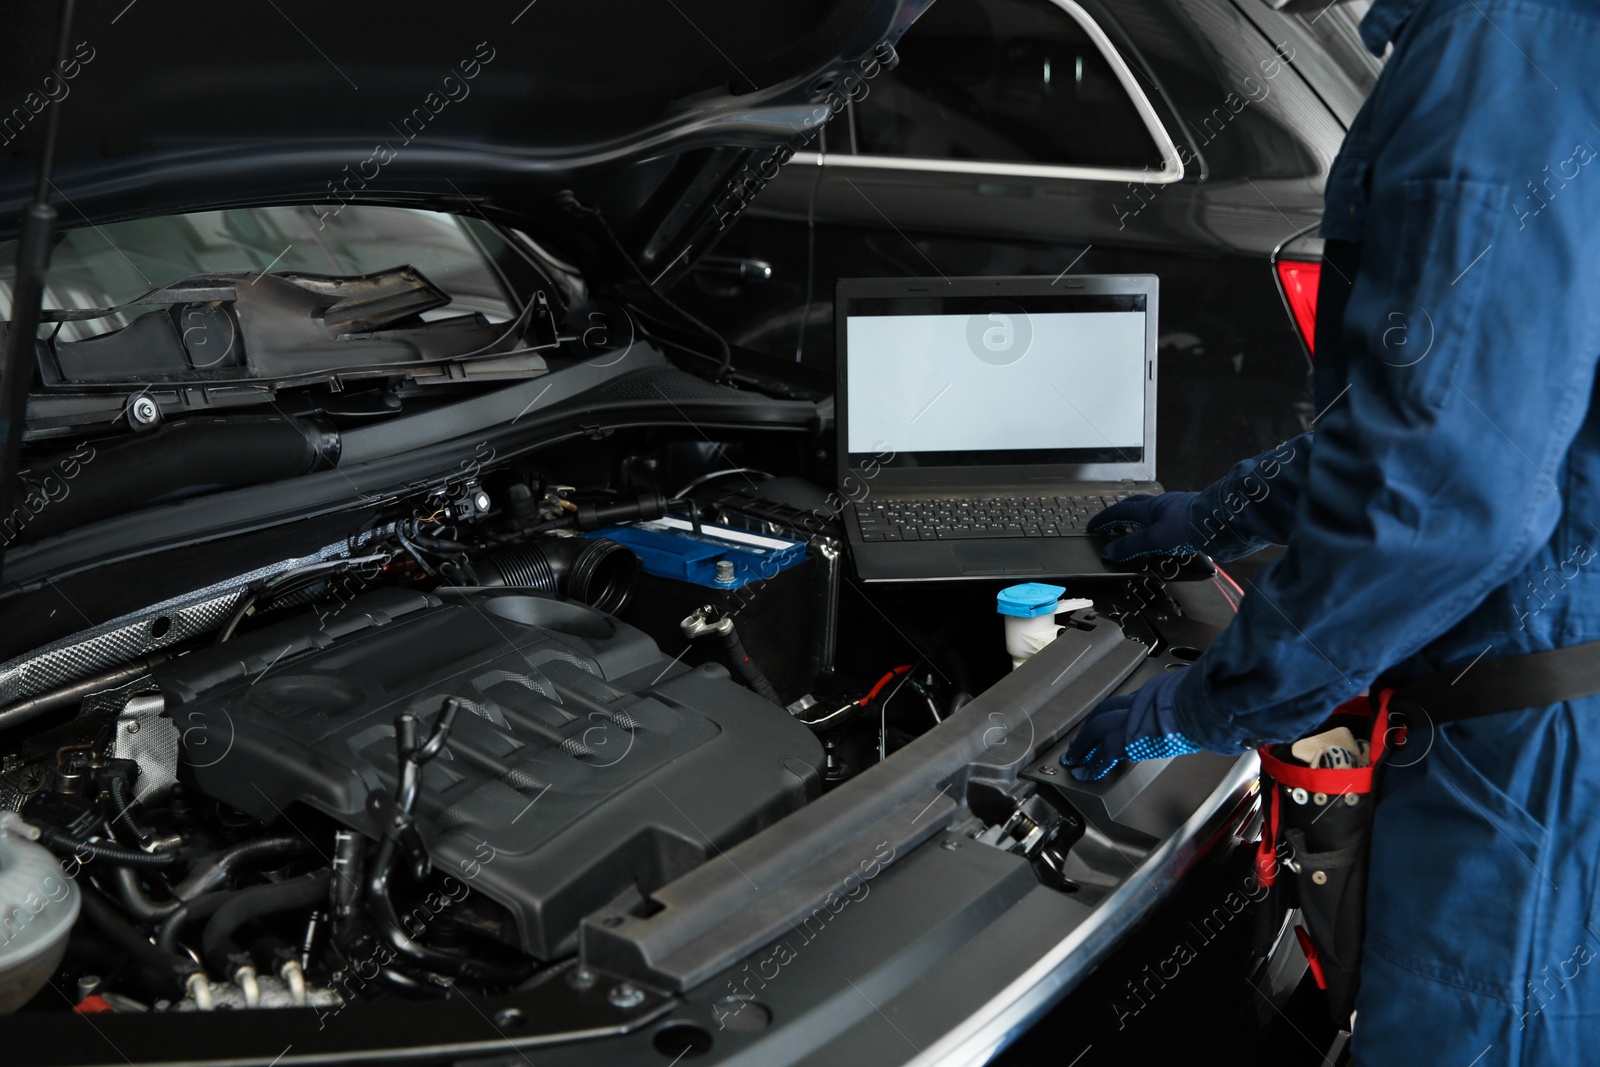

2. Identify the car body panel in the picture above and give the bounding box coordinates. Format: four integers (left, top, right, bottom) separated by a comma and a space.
0, 1, 933, 284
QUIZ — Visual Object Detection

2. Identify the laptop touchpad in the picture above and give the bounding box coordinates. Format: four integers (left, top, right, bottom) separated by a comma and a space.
954, 544, 1044, 575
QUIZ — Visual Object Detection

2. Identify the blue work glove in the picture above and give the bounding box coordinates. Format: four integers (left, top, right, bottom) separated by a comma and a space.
1061, 669, 1200, 781
1087, 492, 1201, 565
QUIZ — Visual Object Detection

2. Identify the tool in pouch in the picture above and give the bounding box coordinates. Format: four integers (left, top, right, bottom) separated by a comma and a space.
1253, 691, 1399, 1027
1255, 635, 1600, 1026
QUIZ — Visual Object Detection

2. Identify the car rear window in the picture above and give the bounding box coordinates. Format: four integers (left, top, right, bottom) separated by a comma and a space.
847, 0, 1167, 170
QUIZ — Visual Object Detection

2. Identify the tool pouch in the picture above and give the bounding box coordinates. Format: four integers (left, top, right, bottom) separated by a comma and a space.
1254, 690, 1401, 1027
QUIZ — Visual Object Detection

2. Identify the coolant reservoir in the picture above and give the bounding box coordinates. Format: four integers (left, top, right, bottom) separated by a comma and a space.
997, 583, 1093, 669
0, 811, 79, 1012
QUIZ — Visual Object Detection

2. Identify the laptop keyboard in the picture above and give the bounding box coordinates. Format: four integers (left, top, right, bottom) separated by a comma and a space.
854, 494, 1132, 541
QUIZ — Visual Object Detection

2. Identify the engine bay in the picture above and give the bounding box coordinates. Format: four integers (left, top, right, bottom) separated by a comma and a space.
0, 405, 1244, 1066
0, 439, 961, 1004
169, 586, 821, 966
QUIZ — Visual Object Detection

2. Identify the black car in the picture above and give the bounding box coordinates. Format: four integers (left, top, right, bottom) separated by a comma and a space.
0, 3, 1359, 1064
681, 0, 1378, 499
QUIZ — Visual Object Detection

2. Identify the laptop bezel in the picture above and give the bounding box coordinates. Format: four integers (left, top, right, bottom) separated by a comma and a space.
834, 275, 1160, 494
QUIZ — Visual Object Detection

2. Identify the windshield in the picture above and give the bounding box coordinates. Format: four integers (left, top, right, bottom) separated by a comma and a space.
0, 204, 521, 342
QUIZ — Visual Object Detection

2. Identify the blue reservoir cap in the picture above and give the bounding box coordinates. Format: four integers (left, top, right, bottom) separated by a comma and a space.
997, 582, 1066, 619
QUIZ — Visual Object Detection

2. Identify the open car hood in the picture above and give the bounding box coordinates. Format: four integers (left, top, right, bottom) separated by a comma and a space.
0, 0, 924, 286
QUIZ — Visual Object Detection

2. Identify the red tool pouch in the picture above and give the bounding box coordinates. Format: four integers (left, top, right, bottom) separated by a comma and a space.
1254, 690, 1400, 1027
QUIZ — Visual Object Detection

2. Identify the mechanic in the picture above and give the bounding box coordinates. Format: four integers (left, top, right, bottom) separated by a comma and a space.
1062, 0, 1600, 1062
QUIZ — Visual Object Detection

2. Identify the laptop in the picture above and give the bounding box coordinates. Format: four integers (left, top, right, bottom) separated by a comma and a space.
837, 274, 1162, 582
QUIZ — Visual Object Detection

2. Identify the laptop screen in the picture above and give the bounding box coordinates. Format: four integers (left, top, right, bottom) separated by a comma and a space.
842, 292, 1150, 472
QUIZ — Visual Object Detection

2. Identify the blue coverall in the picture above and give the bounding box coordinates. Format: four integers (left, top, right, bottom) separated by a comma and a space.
1162, 1, 1600, 1061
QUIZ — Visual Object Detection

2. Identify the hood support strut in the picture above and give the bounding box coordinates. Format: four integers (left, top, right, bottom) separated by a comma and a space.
0, 0, 76, 584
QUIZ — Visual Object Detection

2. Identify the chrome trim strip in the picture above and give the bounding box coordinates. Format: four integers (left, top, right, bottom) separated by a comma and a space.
798, 0, 1184, 187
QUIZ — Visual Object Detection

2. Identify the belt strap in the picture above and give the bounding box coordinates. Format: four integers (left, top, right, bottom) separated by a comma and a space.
1389, 637, 1600, 724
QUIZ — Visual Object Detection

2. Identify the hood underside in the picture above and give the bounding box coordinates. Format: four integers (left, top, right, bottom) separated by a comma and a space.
0, 0, 925, 284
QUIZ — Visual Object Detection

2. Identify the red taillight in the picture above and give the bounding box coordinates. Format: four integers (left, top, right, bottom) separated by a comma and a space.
1275, 259, 1321, 355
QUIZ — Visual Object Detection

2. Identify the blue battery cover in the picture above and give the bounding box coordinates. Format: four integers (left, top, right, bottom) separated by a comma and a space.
585, 517, 807, 589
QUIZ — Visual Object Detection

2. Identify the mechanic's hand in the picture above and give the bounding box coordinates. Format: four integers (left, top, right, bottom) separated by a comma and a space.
1086, 492, 1201, 565
1061, 669, 1199, 781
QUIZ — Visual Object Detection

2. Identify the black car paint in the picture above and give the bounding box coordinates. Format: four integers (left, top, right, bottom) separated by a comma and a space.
677, 0, 1372, 494
658, 0, 1371, 1057
0, 1, 933, 288
0, 2, 1363, 1062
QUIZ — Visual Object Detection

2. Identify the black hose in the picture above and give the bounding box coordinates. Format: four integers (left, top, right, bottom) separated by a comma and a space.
11, 415, 341, 543
112, 865, 181, 921
572, 492, 668, 531
202, 870, 331, 974
216, 575, 319, 643
218, 565, 374, 643
406, 528, 480, 586
215, 589, 259, 644
174, 835, 310, 900
477, 537, 638, 614
364, 837, 533, 985
107, 775, 150, 846
409, 531, 471, 554
116, 835, 311, 926
722, 625, 780, 703
394, 523, 439, 578
79, 890, 197, 996
158, 888, 236, 955
38, 825, 176, 868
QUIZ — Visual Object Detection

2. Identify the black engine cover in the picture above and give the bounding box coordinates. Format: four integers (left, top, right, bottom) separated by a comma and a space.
159, 588, 823, 958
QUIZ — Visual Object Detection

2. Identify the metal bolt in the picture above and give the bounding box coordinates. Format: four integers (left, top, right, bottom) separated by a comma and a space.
1312, 792, 1328, 806
1311, 870, 1328, 885
1344, 793, 1361, 806
131, 397, 159, 425
940, 839, 960, 851
1039, 765, 1058, 776
493, 1007, 525, 1028
568, 966, 597, 990
608, 983, 646, 1009
714, 560, 737, 585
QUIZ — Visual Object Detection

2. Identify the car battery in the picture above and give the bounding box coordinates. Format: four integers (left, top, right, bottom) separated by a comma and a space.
709, 488, 844, 679
585, 518, 815, 704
